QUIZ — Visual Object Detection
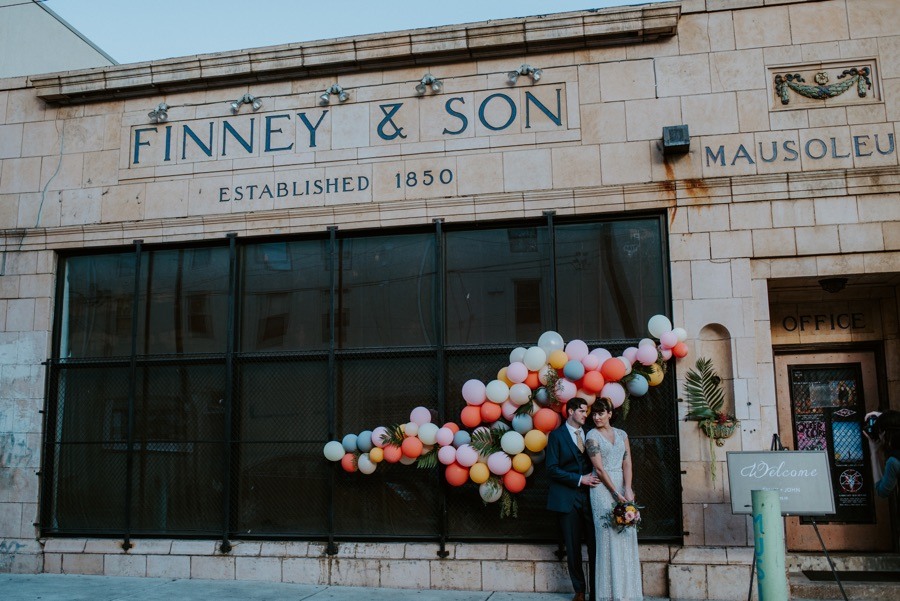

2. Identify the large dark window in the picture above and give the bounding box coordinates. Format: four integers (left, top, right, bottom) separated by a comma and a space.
42, 215, 679, 543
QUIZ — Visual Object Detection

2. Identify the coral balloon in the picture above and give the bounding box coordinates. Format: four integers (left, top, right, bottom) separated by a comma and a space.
506, 361, 528, 383
582, 370, 605, 394
672, 342, 689, 358
323, 441, 345, 461
462, 379, 487, 406
548, 349, 569, 370
564, 339, 589, 361
525, 429, 548, 452
480, 401, 502, 423
524, 371, 541, 389
575, 390, 596, 405
533, 408, 559, 433
438, 445, 457, 465
600, 357, 626, 382
469, 462, 490, 484
503, 470, 527, 494
401, 436, 424, 458
341, 453, 357, 472
445, 463, 469, 487
382, 444, 402, 463
601, 382, 627, 408
512, 453, 532, 473
443, 422, 460, 434
460, 405, 482, 428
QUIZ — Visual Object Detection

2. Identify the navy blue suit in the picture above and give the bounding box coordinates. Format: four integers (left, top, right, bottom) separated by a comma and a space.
546, 423, 596, 599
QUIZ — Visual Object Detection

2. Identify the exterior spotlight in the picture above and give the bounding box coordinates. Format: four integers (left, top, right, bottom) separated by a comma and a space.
230, 93, 262, 114
415, 74, 443, 95
507, 64, 542, 84
320, 84, 349, 105
148, 102, 168, 123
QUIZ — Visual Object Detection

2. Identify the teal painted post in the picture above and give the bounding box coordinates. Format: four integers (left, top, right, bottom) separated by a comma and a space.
752, 489, 789, 601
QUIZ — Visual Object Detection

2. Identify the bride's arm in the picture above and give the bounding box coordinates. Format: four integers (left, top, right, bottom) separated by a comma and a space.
585, 436, 626, 502
622, 433, 635, 501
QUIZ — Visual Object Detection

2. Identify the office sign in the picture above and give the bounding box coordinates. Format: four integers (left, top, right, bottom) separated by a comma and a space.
727, 451, 835, 516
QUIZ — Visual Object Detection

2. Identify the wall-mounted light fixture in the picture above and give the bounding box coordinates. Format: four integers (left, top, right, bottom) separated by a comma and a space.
415, 73, 443, 95
320, 84, 349, 105
819, 277, 848, 293
230, 93, 262, 114
661, 125, 691, 155
147, 102, 168, 123
507, 64, 542, 84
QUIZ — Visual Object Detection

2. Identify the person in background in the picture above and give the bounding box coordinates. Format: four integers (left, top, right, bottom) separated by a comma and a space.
864, 410, 900, 497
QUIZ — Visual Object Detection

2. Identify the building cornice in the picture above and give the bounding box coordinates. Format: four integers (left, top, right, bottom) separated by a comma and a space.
29, 3, 680, 105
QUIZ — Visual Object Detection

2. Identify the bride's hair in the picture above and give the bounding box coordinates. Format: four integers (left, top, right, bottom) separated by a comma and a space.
593, 397, 615, 423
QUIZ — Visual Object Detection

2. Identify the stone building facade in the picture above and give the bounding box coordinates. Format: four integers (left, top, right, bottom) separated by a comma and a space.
1, 0, 898, 599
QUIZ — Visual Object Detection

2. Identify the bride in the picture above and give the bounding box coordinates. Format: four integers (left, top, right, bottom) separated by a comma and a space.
584, 397, 643, 601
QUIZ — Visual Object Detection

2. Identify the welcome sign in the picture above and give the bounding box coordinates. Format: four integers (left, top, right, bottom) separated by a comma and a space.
727, 451, 835, 516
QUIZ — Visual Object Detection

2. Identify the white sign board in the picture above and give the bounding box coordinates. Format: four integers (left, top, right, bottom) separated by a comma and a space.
726, 451, 835, 516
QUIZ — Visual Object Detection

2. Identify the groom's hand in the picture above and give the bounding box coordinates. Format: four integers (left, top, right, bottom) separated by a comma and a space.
580, 473, 600, 487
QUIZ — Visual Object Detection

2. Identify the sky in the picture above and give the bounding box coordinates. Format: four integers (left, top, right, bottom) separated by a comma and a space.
44, 0, 651, 65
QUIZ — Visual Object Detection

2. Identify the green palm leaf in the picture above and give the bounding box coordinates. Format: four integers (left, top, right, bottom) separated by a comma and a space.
683, 357, 725, 421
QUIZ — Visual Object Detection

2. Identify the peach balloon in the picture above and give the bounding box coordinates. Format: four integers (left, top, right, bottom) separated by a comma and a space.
341, 453, 357, 472
461, 405, 482, 428
480, 401, 502, 423
524, 371, 541, 389
533, 408, 560, 433
401, 436, 424, 458
581, 370, 605, 394
382, 444, 402, 463
445, 462, 469, 486
600, 357, 626, 382
503, 470, 527, 493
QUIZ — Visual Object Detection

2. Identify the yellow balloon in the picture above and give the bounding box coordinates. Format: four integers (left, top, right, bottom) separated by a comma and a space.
497, 367, 514, 387
512, 453, 532, 473
369, 447, 384, 463
469, 462, 490, 484
548, 349, 569, 370
524, 429, 548, 452
648, 363, 664, 386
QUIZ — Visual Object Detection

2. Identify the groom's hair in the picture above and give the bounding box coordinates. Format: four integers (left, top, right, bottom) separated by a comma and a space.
565, 397, 587, 415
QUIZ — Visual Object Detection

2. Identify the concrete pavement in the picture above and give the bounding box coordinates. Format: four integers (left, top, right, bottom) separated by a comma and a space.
0, 574, 671, 600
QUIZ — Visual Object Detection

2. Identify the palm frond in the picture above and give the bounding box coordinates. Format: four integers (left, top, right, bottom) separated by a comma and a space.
683, 357, 725, 421
383, 423, 406, 447
470, 426, 503, 455
416, 446, 438, 469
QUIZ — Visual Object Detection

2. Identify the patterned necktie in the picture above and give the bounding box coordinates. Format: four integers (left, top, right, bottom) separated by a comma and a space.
575, 429, 585, 453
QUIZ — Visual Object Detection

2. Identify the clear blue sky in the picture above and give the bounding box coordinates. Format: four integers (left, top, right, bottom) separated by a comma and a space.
45, 0, 650, 64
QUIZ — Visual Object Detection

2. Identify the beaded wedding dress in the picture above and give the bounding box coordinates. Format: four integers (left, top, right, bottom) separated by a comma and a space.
587, 427, 643, 601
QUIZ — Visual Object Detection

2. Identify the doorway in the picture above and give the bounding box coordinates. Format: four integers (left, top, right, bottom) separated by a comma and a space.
774, 350, 892, 551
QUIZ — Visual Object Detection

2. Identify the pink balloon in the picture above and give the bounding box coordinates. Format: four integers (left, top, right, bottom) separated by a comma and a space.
564, 339, 589, 361
622, 346, 638, 363
438, 445, 457, 465
661, 348, 673, 361
506, 361, 528, 384
462, 379, 486, 406
555, 378, 577, 402
660, 331, 678, 349
435, 427, 455, 447
487, 451, 512, 476
589, 347, 612, 362
501, 400, 518, 421
636, 345, 658, 366
617, 356, 633, 375
638, 338, 656, 348
371, 426, 388, 448
581, 354, 600, 371
455, 444, 479, 467
410, 406, 432, 425
601, 382, 626, 408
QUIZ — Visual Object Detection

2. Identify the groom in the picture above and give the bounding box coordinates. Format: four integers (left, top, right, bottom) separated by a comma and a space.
546, 397, 600, 601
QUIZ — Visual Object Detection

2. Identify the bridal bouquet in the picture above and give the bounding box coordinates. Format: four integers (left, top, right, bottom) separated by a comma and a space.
608, 500, 643, 533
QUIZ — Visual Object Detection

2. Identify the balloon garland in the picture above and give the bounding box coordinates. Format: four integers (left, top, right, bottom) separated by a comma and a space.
324, 315, 689, 517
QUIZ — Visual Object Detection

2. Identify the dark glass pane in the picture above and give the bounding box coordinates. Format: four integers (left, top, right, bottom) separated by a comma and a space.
46, 442, 127, 533
240, 240, 331, 352
445, 227, 551, 345
132, 364, 226, 443
60, 253, 135, 358
628, 436, 682, 539
337, 234, 436, 349
137, 247, 230, 355
333, 353, 439, 536
130, 442, 224, 535
556, 219, 667, 339
53, 365, 131, 444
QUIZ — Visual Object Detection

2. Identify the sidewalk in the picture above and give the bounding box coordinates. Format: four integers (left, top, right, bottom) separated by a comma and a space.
1, 573, 671, 600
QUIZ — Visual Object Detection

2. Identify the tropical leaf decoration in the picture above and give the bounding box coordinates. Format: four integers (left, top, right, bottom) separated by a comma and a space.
470, 426, 503, 455
416, 446, 438, 469
683, 357, 726, 422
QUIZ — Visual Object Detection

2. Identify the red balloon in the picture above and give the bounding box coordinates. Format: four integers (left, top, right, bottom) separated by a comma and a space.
341, 453, 357, 472
442, 422, 460, 434
401, 436, 423, 458
445, 462, 469, 486
382, 444, 402, 463
600, 358, 626, 382
480, 401, 502, 422
524, 371, 540, 389
461, 405, 482, 428
672, 342, 689, 358
582, 371, 605, 394
533, 407, 560, 433
503, 470, 526, 494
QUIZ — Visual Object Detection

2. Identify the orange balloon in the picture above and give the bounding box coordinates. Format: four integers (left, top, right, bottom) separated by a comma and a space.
600, 358, 626, 382
369, 447, 384, 463
548, 349, 569, 369
445, 462, 469, 486
672, 342, 689, 358
401, 436, 424, 458
533, 407, 560, 433
480, 401, 502, 422
582, 371, 605, 394
497, 367, 514, 387
503, 470, 526, 494
524, 371, 540, 389
382, 444, 402, 463
341, 453, 357, 472
461, 405, 482, 428
442, 422, 460, 434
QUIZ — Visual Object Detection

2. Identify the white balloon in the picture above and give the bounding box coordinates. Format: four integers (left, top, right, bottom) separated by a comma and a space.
417, 423, 439, 446
672, 327, 688, 342
537, 331, 565, 355
648, 314, 673, 338
617, 356, 632, 375
357, 453, 377, 474
509, 382, 532, 406
485, 379, 510, 403
523, 346, 548, 371
589, 347, 612, 362
501, 430, 526, 455
323, 440, 345, 462
509, 346, 528, 364
479, 482, 503, 503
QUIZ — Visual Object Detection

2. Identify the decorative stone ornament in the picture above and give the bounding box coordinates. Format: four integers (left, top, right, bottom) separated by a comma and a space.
774, 67, 871, 105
